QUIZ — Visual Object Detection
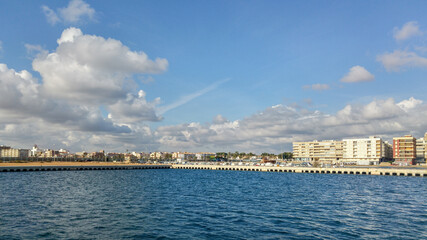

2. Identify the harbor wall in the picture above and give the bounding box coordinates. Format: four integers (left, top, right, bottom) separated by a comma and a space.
172, 164, 427, 177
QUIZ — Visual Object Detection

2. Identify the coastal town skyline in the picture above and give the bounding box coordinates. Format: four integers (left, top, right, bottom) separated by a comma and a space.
1, 1, 427, 153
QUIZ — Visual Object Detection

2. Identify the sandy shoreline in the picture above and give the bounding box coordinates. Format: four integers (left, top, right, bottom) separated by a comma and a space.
0, 162, 154, 167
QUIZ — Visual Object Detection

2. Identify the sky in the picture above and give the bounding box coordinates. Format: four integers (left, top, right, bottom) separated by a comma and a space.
1, 0, 427, 154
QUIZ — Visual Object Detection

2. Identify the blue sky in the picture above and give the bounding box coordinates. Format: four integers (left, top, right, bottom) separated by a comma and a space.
1, 0, 427, 153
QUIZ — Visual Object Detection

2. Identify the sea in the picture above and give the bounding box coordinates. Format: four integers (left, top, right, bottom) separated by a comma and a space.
0, 169, 426, 239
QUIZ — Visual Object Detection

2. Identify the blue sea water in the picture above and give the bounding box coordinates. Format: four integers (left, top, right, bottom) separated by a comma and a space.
0, 169, 426, 239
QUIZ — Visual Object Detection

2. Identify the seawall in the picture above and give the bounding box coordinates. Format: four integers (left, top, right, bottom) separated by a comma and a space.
0, 164, 171, 172
172, 164, 427, 177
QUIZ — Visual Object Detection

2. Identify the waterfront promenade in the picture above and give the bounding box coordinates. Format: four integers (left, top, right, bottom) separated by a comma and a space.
172, 164, 427, 177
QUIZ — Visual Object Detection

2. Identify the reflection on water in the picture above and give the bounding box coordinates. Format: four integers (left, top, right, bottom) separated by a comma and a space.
0, 169, 426, 239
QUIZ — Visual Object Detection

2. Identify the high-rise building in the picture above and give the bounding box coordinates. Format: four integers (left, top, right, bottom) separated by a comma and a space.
393, 135, 416, 165
342, 136, 392, 165
293, 140, 343, 164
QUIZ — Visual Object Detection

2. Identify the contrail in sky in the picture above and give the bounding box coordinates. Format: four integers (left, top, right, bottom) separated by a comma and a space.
157, 78, 231, 115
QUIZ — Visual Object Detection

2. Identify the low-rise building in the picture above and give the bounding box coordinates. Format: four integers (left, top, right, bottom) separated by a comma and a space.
124, 154, 137, 163
88, 150, 105, 160
195, 152, 215, 161
150, 152, 167, 160
172, 152, 196, 161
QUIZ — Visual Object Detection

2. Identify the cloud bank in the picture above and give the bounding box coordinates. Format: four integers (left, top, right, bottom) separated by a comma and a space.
153, 97, 427, 153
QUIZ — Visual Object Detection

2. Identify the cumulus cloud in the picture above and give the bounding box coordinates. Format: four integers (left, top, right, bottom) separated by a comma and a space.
42, 0, 95, 25
340, 66, 374, 83
59, 0, 95, 23
397, 97, 423, 112
0, 28, 170, 152
33, 27, 168, 105
303, 84, 330, 91
108, 90, 162, 123
393, 21, 423, 41
377, 50, 427, 72
0, 63, 130, 133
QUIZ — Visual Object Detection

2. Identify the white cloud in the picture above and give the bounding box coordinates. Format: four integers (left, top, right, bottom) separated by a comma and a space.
393, 21, 422, 41
33, 27, 168, 105
157, 78, 230, 114
397, 97, 423, 112
42, 0, 95, 25
25, 44, 48, 58
108, 90, 162, 123
41, 5, 60, 25
0, 63, 130, 134
302, 83, 330, 91
340, 66, 374, 83
377, 50, 427, 72
0, 28, 171, 152
59, 0, 95, 23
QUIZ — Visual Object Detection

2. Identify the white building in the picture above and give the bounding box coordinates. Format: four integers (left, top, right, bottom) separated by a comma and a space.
416, 137, 426, 163
293, 140, 343, 164
172, 152, 196, 162
342, 136, 392, 165
1, 147, 30, 158
195, 152, 215, 161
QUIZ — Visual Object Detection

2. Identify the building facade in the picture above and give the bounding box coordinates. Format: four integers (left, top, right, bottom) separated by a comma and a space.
1, 147, 30, 158
342, 136, 392, 165
393, 135, 416, 165
425, 132, 427, 162
195, 152, 215, 161
172, 152, 196, 161
293, 140, 343, 164
416, 137, 426, 164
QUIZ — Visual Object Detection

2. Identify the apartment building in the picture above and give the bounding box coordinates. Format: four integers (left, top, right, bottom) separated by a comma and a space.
393, 135, 416, 165
425, 132, 427, 161
196, 152, 215, 161
342, 136, 392, 165
0, 147, 30, 158
172, 152, 196, 161
416, 137, 426, 164
293, 140, 343, 164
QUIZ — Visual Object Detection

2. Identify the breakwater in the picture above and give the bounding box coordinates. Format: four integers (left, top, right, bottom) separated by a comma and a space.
172, 164, 427, 177
1, 163, 426, 177
0, 164, 171, 172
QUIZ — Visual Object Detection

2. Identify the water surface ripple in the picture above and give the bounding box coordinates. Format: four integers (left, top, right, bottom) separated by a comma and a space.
0, 169, 426, 239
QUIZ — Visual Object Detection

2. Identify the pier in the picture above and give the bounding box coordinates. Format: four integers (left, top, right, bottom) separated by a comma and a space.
0, 164, 171, 172
1, 163, 426, 177
172, 164, 427, 177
